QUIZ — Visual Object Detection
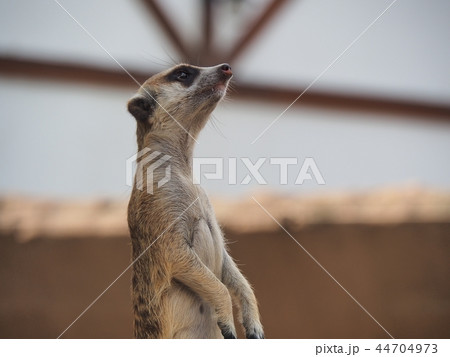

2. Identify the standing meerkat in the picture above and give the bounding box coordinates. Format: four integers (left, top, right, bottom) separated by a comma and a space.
127, 63, 264, 339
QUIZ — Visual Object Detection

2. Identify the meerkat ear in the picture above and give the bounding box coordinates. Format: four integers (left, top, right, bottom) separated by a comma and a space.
127, 94, 156, 122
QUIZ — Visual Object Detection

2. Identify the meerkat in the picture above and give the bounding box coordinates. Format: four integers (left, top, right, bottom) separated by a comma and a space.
127, 63, 264, 339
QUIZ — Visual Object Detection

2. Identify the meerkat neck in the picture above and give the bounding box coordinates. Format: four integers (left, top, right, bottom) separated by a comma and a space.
142, 131, 196, 175
176, 132, 196, 169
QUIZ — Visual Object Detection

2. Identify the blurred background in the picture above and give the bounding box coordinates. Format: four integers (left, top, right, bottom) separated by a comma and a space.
0, 0, 449, 338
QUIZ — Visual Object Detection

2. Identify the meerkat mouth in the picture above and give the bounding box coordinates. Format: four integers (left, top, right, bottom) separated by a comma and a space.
213, 83, 227, 92
197, 82, 229, 96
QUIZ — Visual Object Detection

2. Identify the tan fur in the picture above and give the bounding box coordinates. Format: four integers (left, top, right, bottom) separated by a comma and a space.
127, 64, 264, 339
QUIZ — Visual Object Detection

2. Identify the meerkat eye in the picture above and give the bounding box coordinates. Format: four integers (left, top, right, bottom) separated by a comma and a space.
176, 71, 189, 81
166, 66, 199, 86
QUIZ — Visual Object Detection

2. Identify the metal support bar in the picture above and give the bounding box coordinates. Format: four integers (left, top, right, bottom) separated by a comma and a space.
140, 0, 192, 61
228, 0, 289, 62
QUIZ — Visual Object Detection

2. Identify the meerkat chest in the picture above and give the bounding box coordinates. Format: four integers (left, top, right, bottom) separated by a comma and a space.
191, 193, 224, 276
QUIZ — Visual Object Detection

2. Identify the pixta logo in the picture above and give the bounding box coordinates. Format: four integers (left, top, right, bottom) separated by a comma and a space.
126, 148, 171, 194
127, 149, 325, 194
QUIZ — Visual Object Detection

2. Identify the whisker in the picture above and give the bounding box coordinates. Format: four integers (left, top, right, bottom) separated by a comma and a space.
209, 114, 228, 140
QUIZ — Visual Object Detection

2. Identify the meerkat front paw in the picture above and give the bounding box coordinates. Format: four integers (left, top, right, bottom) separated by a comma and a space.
244, 321, 265, 339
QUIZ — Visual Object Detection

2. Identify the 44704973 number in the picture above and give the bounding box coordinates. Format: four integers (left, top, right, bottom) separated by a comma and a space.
376, 344, 437, 354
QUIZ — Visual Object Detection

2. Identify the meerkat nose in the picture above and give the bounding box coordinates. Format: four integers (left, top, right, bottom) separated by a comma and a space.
220, 63, 232, 76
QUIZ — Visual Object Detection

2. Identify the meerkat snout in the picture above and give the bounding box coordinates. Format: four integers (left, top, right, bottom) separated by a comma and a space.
213, 63, 232, 93
217, 63, 232, 79
220, 63, 232, 73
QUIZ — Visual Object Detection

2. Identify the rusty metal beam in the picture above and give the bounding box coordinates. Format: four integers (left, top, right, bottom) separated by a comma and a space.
1, 56, 450, 120
234, 83, 450, 120
228, 0, 290, 63
0, 56, 149, 87
196, 0, 219, 65
202, 0, 213, 54
140, 0, 192, 61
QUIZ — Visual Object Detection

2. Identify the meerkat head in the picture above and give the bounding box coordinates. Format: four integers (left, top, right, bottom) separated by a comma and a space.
128, 63, 232, 145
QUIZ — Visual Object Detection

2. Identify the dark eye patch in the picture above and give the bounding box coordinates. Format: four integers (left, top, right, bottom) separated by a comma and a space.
166, 65, 199, 87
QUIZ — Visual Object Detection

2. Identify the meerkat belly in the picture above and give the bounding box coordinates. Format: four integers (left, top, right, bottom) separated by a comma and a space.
166, 281, 222, 338
192, 218, 223, 276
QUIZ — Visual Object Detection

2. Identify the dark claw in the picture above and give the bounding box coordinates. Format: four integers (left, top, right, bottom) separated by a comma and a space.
218, 322, 236, 339
246, 333, 265, 339
222, 331, 237, 339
